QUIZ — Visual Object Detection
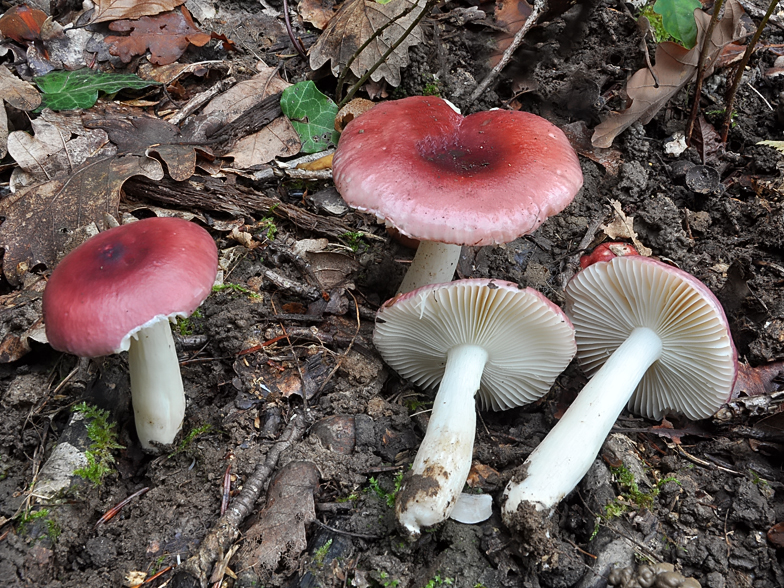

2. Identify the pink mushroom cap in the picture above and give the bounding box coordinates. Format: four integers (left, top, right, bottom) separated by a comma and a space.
332, 96, 583, 246
43, 217, 218, 357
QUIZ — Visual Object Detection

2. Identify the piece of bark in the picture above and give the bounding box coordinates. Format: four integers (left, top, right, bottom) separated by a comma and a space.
122, 175, 363, 240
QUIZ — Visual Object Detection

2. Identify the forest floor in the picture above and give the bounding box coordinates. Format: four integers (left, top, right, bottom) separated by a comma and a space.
0, 0, 783, 586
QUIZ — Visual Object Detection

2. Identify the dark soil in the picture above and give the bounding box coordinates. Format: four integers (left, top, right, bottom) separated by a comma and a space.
1, 0, 784, 587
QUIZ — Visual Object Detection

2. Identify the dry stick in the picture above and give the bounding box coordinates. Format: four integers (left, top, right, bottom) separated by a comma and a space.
282, 0, 307, 58
685, 0, 726, 144
469, 0, 545, 104
339, 0, 439, 108
173, 412, 307, 588
721, 0, 781, 141
335, 0, 421, 103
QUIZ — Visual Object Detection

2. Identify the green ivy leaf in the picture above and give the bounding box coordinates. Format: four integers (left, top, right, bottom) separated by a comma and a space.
280, 81, 340, 154
34, 68, 161, 111
653, 0, 701, 49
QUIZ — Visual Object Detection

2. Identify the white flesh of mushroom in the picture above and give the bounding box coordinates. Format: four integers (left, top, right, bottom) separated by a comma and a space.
397, 343, 487, 533
397, 242, 461, 294
128, 317, 185, 450
503, 326, 661, 513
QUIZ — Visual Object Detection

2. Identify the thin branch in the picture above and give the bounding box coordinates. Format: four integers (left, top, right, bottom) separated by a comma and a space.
685, 0, 726, 143
282, 0, 307, 58
172, 412, 307, 587
722, 0, 781, 141
469, 0, 544, 104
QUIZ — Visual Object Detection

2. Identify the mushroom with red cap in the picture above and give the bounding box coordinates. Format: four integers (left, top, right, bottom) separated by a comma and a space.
333, 96, 583, 293
502, 256, 737, 530
43, 217, 218, 450
374, 278, 576, 536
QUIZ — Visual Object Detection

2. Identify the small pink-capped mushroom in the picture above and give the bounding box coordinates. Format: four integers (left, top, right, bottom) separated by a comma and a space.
579, 241, 640, 269
333, 96, 583, 293
374, 278, 576, 536
43, 217, 218, 450
502, 256, 737, 530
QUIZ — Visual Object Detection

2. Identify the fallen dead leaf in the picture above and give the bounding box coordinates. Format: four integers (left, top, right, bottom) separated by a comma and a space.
84, 115, 199, 181
7, 110, 114, 184
105, 7, 211, 66
224, 117, 299, 168
299, 0, 336, 29
0, 155, 164, 285
691, 115, 724, 165
601, 200, 653, 257
0, 65, 42, 159
136, 60, 228, 84
309, 0, 427, 87
592, 0, 750, 148
237, 461, 320, 572
305, 251, 360, 289
732, 360, 784, 398
296, 153, 334, 171
0, 4, 46, 43
334, 97, 376, 132
204, 65, 299, 166
88, 0, 187, 24
561, 121, 622, 175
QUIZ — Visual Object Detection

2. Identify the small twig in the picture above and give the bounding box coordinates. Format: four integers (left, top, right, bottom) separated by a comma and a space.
469, 0, 544, 103
335, 0, 421, 102
95, 487, 150, 529
722, 0, 781, 141
168, 74, 234, 126
282, 0, 307, 58
220, 464, 232, 516
312, 518, 382, 540
264, 268, 321, 301
746, 81, 774, 110
686, 0, 726, 143
316, 291, 363, 394
173, 412, 307, 587
339, 0, 438, 108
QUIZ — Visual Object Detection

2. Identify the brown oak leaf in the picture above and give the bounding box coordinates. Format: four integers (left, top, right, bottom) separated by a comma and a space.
88, 0, 187, 24
309, 0, 426, 87
0, 155, 163, 285
105, 7, 211, 66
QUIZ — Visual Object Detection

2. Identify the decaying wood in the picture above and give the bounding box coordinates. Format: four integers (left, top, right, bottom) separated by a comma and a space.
207, 91, 283, 154
122, 175, 366, 240
172, 411, 307, 588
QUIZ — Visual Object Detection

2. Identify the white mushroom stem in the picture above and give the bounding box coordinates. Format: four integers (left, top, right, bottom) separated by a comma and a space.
397, 343, 488, 535
503, 327, 663, 517
397, 242, 461, 294
128, 318, 186, 450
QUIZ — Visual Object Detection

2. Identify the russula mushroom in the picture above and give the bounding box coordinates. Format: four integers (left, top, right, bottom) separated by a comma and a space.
333, 96, 583, 293
43, 217, 218, 450
502, 256, 737, 528
579, 241, 639, 269
374, 279, 576, 536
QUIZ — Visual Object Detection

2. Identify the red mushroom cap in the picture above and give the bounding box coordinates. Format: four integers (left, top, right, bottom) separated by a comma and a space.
43, 217, 218, 357
579, 242, 640, 269
333, 96, 583, 246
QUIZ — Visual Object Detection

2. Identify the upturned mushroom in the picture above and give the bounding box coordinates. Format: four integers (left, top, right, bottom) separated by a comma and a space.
374, 279, 576, 536
502, 256, 737, 529
333, 96, 583, 293
43, 217, 218, 450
